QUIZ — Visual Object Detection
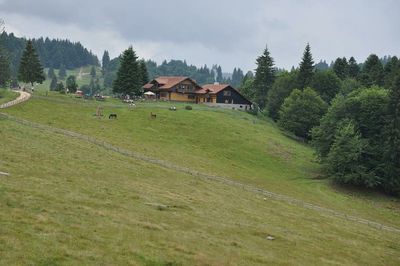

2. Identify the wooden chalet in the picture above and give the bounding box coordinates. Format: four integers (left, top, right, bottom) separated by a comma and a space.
142, 76, 252, 109
142, 76, 202, 103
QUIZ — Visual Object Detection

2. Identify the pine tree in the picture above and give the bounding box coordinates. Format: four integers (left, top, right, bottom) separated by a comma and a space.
90, 65, 96, 78
17, 40, 45, 87
216, 66, 223, 83
102, 50, 110, 74
297, 43, 314, 89
253, 45, 275, 109
47, 67, 55, 79
139, 60, 149, 85
359, 54, 384, 87
58, 64, 67, 80
384, 71, 400, 195
348, 57, 360, 78
113, 46, 141, 96
333, 57, 349, 80
66, 75, 78, 93
49, 75, 58, 91
55, 82, 65, 93
0, 46, 10, 87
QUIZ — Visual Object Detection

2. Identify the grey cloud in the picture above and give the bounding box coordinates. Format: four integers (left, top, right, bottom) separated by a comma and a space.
1, 0, 399, 71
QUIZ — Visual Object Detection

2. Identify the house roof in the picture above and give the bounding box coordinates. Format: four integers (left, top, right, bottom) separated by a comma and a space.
143, 83, 154, 89
196, 84, 230, 94
142, 76, 200, 90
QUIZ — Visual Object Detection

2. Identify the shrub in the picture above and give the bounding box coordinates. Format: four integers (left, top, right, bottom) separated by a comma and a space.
185, 105, 192, 110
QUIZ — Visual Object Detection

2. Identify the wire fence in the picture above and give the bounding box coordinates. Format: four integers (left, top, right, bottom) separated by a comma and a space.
1, 111, 400, 234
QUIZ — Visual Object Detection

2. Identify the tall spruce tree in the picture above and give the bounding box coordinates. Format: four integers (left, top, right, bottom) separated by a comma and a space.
216, 66, 223, 83
90, 66, 96, 78
253, 45, 275, 109
47, 66, 55, 79
297, 43, 314, 89
50, 75, 57, 91
113, 46, 141, 96
139, 60, 149, 85
359, 54, 384, 87
102, 50, 110, 74
0, 46, 10, 87
384, 71, 400, 195
348, 57, 360, 78
17, 40, 45, 87
333, 57, 349, 80
58, 64, 67, 80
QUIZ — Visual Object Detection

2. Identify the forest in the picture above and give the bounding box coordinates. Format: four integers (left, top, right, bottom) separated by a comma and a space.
240, 44, 400, 196
0, 32, 99, 75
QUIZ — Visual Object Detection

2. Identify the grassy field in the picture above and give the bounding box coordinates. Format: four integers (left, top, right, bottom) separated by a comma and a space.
37, 66, 104, 92
0, 89, 18, 105
1, 92, 400, 265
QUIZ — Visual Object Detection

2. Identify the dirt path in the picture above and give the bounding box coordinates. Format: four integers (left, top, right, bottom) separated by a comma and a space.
1, 111, 399, 234
0, 91, 31, 109
77, 67, 83, 80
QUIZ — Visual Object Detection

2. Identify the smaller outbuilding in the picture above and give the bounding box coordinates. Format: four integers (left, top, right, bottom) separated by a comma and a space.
197, 83, 252, 110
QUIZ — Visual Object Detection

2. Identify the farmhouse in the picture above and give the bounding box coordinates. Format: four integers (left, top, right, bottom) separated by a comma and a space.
142, 76, 201, 103
142, 76, 252, 109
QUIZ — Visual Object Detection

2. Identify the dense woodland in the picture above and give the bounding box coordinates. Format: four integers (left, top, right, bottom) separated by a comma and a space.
0, 32, 99, 75
241, 44, 400, 196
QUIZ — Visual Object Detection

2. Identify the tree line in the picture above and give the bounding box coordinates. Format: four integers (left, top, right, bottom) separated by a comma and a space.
0, 32, 99, 76
102, 55, 246, 90
240, 44, 400, 196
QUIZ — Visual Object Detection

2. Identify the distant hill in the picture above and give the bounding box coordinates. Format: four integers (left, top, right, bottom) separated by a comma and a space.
0, 32, 99, 76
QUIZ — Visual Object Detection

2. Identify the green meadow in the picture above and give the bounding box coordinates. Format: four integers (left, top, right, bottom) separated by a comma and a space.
1, 91, 399, 265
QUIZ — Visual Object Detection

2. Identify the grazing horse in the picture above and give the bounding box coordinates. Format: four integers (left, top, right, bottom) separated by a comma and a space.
109, 113, 117, 119
150, 112, 157, 119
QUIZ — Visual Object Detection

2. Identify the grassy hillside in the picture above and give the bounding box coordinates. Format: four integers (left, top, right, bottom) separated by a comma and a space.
0, 89, 18, 105
1, 93, 400, 265
37, 66, 104, 92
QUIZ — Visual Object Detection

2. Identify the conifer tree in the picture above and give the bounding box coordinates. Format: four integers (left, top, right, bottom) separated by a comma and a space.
216, 66, 223, 83
90, 66, 96, 78
113, 46, 141, 96
297, 43, 314, 89
17, 40, 45, 87
49, 75, 57, 91
102, 50, 110, 74
58, 64, 67, 80
0, 46, 10, 87
253, 45, 275, 109
66, 75, 78, 93
139, 60, 149, 85
47, 67, 55, 79
348, 57, 360, 78
359, 54, 384, 87
333, 57, 349, 80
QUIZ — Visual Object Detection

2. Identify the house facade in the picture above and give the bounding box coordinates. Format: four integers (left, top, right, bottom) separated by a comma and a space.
143, 76, 252, 109
142, 76, 201, 103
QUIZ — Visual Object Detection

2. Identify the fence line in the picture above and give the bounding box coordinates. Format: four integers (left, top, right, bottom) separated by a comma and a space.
1, 112, 400, 234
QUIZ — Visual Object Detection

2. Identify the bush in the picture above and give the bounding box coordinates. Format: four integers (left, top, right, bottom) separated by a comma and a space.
185, 105, 192, 110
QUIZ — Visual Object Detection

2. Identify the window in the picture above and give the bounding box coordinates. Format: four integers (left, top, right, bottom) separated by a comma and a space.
223, 90, 231, 96
160, 92, 168, 98
188, 94, 195, 99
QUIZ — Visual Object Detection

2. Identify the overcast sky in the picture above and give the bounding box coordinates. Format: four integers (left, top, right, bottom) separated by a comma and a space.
0, 0, 399, 72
